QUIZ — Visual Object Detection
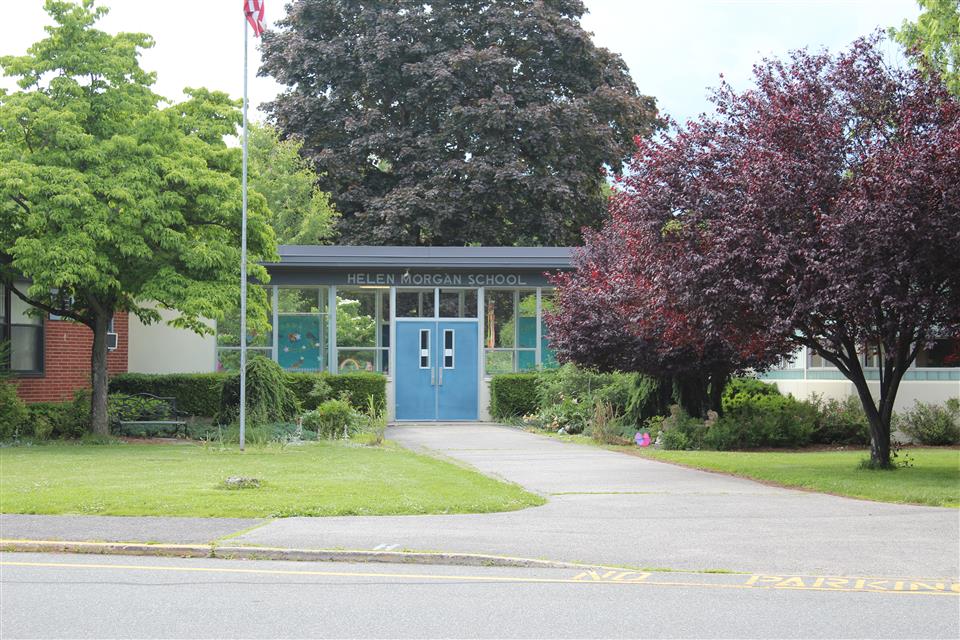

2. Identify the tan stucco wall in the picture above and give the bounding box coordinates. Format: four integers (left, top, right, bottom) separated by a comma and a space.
771, 378, 960, 412
480, 377, 493, 422
127, 308, 217, 374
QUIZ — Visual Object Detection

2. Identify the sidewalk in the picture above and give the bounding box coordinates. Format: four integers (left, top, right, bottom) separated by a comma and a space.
3, 424, 958, 578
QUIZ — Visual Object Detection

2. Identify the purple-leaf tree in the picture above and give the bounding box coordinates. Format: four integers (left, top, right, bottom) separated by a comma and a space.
565, 35, 960, 467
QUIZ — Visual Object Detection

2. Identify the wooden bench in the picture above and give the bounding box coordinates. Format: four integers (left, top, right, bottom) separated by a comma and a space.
116, 393, 187, 438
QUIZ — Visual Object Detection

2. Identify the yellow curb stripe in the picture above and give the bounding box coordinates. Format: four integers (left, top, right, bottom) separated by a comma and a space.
3, 560, 958, 597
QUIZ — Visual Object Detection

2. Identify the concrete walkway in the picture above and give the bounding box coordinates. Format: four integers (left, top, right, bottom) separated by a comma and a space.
2, 424, 957, 577
232, 423, 959, 577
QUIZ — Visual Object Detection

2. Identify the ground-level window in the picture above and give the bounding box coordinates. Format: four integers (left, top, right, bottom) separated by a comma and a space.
277, 287, 327, 372
215, 286, 273, 371
336, 287, 389, 373
484, 289, 557, 375
0, 282, 44, 375
808, 350, 834, 368
915, 337, 960, 368
539, 290, 559, 370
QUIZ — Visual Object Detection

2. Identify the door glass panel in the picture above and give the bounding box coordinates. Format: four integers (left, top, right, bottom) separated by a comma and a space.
419, 329, 430, 368
443, 330, 455, 368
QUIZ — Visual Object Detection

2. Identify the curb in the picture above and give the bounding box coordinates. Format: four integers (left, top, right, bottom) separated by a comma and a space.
0, 539, 601, 570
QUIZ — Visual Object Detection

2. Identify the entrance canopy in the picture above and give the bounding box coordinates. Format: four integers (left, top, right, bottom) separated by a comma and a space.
264, 245, 573, 288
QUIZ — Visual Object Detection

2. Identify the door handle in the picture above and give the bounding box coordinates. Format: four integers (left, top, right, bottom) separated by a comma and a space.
431, 367, 435, 386
438, 365, 443, 386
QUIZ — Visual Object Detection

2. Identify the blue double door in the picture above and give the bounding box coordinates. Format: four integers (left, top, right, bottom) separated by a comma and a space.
395, 320, 479, 421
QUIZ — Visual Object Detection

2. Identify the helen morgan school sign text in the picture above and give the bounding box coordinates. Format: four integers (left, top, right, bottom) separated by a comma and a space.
346, 272, 532, 286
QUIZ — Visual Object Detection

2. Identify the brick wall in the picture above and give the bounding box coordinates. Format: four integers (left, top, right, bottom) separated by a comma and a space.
14, 313, 129, 403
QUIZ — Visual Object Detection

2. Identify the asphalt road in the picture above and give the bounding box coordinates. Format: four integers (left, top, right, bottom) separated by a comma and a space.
2, 553, 958, 639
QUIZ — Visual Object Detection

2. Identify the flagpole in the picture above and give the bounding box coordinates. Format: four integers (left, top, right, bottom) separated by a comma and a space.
239, 13, 250, 452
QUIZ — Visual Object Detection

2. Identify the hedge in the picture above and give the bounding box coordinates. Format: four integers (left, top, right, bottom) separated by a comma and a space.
286, 371, 386, 412
490, 373, 540, 420
110, 370, 386, 418
110, 373, 228, 418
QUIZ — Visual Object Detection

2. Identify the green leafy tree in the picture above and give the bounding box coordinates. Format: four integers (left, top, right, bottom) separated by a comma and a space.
0, 0, 276, 433
260, 0, 662, 246
893, 0, 960, 94
248, 123, 337, 244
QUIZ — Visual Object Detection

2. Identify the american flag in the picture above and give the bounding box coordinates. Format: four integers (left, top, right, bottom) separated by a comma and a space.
244, 0, 265, 37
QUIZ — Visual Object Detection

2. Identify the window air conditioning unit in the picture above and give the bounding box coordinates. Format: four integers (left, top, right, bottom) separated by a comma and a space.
106, 332, 119, 351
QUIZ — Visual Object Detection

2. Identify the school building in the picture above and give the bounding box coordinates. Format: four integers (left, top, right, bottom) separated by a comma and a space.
4, 245, 958, 419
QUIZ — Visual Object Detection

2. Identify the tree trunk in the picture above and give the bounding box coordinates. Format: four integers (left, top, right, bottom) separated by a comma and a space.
708, 368, 729, 416
848, 375, 891, 468
674, 373, 709, 418
89, 312, 110, 435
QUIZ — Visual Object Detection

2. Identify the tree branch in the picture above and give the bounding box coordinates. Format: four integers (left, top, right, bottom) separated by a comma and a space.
10, 194, 31, 215
7, 283, 92, 327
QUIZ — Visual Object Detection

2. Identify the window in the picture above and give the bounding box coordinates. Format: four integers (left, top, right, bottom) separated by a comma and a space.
1, 282, 44, 374
915, 338, 960, 368
215, 286, 273, 371
439, 289, 478, 318
808, 350, 834, 368
861, 345, 881, 369
336, 287, 390, 373
484, 289, 538, 374
277, 287, 327, 372
396, 289, 435, 318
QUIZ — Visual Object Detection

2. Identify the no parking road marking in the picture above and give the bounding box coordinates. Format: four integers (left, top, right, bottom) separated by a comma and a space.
744, 574, 960, 595
569, 569, 960, 596
2, 560, 956, 597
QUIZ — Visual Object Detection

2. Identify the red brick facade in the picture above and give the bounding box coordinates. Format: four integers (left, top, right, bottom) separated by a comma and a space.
13, 313, 129, 403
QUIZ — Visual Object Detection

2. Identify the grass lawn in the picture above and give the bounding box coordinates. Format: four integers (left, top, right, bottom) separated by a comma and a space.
635, 448, 960, 508
533, 431, 960, 507
0, 440, 544, 518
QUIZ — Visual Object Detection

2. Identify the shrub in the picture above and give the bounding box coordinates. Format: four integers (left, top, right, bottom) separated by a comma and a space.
108, 393, 172, 424
625, 375, 670, 425
539, 396, 592, 434
285, 371, 386, 412
712, 393, 817, 450
722, 377, 782, 401
811, 395, 870, 445
894, 400, 960, 445
26, 401, 81, 440
658, 405, 707, 450
0, 382, 28, 440
218, 358, 301, 425
591, 373, 637, 418
537, 363, 616, 408
302, 398, 356, 439
309, 377, 335, 405
110, 373, 228, 417
62, 391, 92, 439
489, 373, 540, 419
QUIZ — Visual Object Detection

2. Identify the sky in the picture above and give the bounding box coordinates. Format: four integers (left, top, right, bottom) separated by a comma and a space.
3, 0, 920, 125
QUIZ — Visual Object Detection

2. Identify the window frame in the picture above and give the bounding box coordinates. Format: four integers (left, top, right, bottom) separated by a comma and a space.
1, 282, 45, 376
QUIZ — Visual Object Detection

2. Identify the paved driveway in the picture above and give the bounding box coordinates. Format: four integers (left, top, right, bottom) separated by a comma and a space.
232, 424, 959, 577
